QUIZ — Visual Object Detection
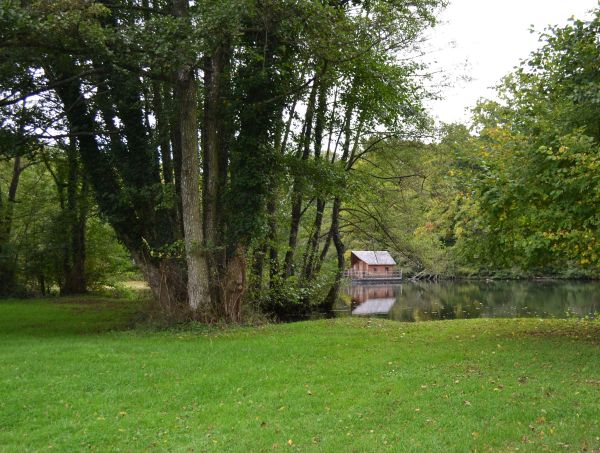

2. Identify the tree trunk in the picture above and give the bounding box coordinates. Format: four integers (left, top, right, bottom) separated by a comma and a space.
152, 81, 174, 185
250, 243, 267, 293
302, 79, 329, 280
172, 0, 212, 314
131, 251, 187, 311
61, 142, 88, 295
283, 79, 319, 277
175, 66, 212, 312
222, 246, 246, 323
322, 195, 344, 311
314, 96, 355, 274
167, 86, 185, 239
0, 156, 23, 296
267, 100, 298, 287
318, 94, 357, 307
48, 56, 186, 308
202, 44, 231, 310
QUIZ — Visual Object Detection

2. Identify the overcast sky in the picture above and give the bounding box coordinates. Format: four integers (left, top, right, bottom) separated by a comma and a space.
423, 0, 599, 125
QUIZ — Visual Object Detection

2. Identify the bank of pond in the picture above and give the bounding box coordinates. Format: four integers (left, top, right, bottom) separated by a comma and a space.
340, 280, 600, 322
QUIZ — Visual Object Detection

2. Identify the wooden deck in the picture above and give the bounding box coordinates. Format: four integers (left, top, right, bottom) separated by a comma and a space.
343, 269, 403, 283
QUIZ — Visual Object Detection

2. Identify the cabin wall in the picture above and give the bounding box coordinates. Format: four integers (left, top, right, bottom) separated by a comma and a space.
350, 261, 396, 276
368, 265, 396, 275
351, 259, 368, 273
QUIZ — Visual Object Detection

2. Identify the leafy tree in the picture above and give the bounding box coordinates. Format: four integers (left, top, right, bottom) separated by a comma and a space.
1, 0, 446, 319
452, 9, 600, 274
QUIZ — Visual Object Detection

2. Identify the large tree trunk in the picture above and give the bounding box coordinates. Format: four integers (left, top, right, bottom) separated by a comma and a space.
202, 44, 232, 311
48, 56, 187, 307
173, 0, 212, 314
175, 66, 212, 312
222, 246, 246, 323
131, 251, 187, 311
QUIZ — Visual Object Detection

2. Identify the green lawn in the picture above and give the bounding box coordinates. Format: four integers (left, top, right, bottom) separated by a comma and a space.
1, 297, 599, 452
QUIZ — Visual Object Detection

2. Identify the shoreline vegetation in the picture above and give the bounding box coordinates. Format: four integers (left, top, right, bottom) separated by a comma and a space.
1, 295, 599, 451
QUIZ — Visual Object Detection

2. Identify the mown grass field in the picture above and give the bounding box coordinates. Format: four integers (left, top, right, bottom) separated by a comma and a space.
1, 297, 599, 452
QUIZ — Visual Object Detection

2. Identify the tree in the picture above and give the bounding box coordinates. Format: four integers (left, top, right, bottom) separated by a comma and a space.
1, 0, 446, 319
452, 9, 600, 274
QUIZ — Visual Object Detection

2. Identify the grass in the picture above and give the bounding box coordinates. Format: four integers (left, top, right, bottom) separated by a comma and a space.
1, 297, 599, 452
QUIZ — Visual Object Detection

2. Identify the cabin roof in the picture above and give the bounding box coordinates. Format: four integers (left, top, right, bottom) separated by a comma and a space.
351, 250, 396, 266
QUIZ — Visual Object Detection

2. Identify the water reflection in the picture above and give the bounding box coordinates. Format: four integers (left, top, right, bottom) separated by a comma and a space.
342, 281, 600, 321
350, 285, 397, 315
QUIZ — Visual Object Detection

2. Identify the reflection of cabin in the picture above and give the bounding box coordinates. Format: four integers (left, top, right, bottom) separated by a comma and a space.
346, 251, 401, 281
349, 285, 397, 315
350, 284, 395, 303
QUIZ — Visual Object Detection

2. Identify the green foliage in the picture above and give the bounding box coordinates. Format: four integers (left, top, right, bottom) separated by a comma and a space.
284, 155, 347, 199
257, 265, 337, 319
0, 159, 135, 294
448, 10, 600, 274
342, 137, 458, 275
85, 218, 138, 288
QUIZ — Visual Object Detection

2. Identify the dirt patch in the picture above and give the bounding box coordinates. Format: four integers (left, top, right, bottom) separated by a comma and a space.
121, 280, 150, 290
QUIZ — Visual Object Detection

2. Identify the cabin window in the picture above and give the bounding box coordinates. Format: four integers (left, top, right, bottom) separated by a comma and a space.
385, 267, 389, 272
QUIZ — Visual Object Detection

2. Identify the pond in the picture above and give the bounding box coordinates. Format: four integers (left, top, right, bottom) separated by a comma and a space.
340, 280, 600, 321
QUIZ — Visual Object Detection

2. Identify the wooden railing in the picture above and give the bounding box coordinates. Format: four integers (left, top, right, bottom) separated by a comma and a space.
343, 269, 403, 280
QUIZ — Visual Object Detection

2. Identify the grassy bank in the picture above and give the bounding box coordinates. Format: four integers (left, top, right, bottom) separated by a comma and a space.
1, 297, 599, 452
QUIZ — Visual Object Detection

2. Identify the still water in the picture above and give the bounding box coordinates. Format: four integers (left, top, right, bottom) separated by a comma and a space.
341, 281, 600, 321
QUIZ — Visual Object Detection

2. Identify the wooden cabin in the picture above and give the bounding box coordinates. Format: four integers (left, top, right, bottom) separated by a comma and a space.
348, 251, 398, 279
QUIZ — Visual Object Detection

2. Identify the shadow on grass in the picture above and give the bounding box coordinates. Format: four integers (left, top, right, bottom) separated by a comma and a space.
0, 296, 148, 338
518, 319, 600, 343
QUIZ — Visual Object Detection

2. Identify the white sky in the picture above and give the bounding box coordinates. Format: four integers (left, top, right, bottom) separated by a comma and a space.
423, 0, 599, 125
